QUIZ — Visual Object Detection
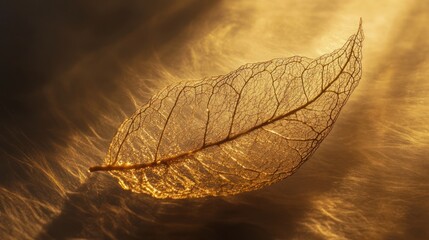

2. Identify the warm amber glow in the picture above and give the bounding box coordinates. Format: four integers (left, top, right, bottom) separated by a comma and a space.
2, 1, 428, 239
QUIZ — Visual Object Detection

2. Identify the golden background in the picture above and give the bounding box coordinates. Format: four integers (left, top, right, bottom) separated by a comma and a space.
1, 0, 428, 239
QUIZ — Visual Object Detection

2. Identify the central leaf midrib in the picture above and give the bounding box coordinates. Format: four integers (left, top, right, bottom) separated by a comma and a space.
89, 30, 360, 173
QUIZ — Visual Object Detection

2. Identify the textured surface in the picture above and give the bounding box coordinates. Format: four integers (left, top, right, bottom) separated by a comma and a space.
91, 23, 363, 198
2, 1, 429, 239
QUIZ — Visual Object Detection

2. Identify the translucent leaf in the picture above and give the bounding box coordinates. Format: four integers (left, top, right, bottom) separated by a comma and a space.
90, 21, 364, 199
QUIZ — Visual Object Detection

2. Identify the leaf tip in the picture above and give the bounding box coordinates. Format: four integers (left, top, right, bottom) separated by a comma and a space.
357, 18, 364, 41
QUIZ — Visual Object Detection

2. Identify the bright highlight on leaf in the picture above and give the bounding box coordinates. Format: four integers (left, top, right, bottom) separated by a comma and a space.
90, 20, 364, 199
